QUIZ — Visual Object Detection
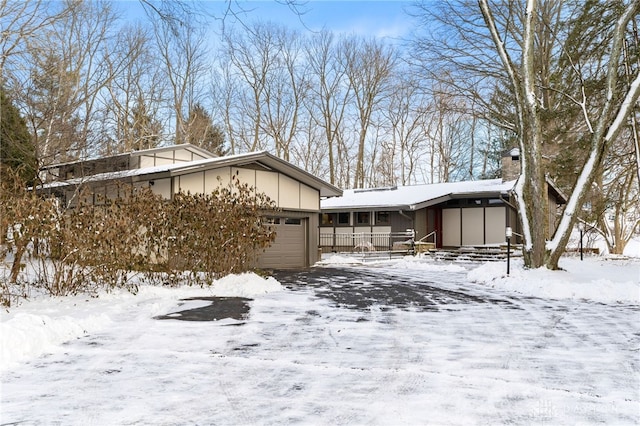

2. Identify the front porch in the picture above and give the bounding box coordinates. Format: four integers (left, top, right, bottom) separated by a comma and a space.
319, 230, 417, 256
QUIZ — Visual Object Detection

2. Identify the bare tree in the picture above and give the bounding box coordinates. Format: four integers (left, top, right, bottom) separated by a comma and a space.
102, 23, 168, 153
343, 37, 396, 188
305, 31, 353, 185
11, 0, 122, 167
412, 0, 640, 268
590, 134, 640, 255
0, 0, 69, 75
150, 12, 209, 145
220, 23, 278, 152
382, 74, 431, 185
260, 25, 308, 161
479, 0, 640, 268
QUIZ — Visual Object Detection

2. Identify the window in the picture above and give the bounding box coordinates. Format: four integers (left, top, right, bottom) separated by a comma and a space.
284, 218, 301, 225
321, 213, 336, 226
375, 211, 391, 225
356, 211, 370, 225
338, 212, 350, 225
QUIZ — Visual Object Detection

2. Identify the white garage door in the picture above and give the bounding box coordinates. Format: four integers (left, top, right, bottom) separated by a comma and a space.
257, 218, 307, 269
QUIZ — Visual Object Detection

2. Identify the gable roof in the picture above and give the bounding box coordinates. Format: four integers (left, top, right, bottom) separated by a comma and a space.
39, 144, 216, 171
129, 143, 216, 160
321, 179, 517, 211
38, 151, 342, 198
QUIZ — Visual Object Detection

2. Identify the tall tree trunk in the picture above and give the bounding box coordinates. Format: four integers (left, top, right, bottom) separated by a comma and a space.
546, 1, 640, 269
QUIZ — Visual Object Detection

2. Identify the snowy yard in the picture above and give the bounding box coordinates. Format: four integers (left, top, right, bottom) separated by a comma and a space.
1, 255, 639, 425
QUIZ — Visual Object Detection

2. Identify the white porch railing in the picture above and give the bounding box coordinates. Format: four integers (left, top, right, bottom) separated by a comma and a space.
319, 230, 416, 254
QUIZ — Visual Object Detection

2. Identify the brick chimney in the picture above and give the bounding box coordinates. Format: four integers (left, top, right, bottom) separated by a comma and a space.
501, 148, 520, 182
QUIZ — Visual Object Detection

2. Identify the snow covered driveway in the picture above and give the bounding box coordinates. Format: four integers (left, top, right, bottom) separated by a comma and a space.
1, 261, 639, 425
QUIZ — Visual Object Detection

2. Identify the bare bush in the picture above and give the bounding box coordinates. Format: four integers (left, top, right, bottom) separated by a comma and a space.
165, 175, 278, 283
1, 173, 278, 304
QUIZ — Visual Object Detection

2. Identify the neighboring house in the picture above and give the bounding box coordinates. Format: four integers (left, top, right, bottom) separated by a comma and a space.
38, 144, 342, 269
320, 149, 567, 251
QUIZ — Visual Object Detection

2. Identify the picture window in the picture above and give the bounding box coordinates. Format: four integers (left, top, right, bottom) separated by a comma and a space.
321, 213, 336, 226
337, 212, 350, 225
375, 211, 391, 225
356, 212, 370, 225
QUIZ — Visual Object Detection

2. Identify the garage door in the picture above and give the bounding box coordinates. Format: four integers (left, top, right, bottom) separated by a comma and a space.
257, 218, 307, 269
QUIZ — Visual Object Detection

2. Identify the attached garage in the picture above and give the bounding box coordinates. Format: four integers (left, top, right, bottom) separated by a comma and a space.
38, 144, 341, 270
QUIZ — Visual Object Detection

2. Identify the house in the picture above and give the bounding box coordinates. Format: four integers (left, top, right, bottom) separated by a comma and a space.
38, 144, 342, 269
319, 149, 567, 252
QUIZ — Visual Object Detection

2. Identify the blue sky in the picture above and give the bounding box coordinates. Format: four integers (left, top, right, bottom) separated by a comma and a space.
118, 1, 416, 41
224, 1, 416, 40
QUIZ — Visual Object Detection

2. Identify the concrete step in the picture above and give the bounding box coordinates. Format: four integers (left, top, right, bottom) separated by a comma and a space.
429, 246, 522, 262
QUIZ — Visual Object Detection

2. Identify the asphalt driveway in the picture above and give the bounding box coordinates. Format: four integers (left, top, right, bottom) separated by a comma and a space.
1, 263, 638, 425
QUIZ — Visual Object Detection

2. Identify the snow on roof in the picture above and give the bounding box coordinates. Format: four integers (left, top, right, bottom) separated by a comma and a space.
321, 179, 516, 211
36, 157, 216, 190
39, 144, 216, 170
37, 151, 342, 197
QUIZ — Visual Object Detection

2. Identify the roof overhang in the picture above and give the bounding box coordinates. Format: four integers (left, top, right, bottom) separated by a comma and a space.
322, 204, 413, 213
545, 176, 567, 204
322, 183, 515, 212
159, 151, 342, 197
37, 151, 342, 198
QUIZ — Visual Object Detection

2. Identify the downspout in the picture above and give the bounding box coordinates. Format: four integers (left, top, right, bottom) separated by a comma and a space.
398, 209, 414, 230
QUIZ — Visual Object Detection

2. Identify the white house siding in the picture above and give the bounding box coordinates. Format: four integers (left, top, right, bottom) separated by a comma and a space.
39, 147, 336, 270
205, 168, 230, 193
173, 148, 196, 162
485, 206, 507, 244
462, 208, 484, 245
170, 167, 318, 211
168, 166, 322, 268
443, 208, 462, 246
256, 169, 279, 203
139, 148, 207, 168
278, 174, 300, 209
300, 184, 320, 211
443, 206, 507, 246
371, 226, 392, 234
176, 171, 204, 194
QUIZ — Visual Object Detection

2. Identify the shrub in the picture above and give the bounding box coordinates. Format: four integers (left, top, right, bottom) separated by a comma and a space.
165, 175, 277, 283
1, 173, 278, 304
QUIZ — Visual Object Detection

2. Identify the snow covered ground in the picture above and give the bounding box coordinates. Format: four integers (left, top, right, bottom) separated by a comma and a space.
1, 254, 639, 425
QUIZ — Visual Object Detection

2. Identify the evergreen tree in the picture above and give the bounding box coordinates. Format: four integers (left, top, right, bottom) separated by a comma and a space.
186, 103, 226, 156
26, 52, 82, 165
0, 87, 36, 184
128, 94, 163, 151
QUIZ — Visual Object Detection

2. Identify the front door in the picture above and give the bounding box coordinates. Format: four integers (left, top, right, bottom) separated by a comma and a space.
427, 207, 443, 248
